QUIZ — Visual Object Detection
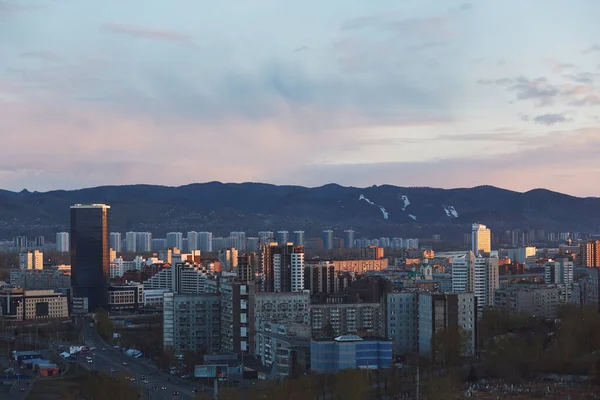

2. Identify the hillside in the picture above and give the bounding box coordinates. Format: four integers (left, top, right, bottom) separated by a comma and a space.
0, 182, 598, 239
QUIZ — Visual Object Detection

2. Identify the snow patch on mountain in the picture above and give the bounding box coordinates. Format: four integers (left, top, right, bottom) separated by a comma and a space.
359, 194, 375, 205
401, 195, 410, 211
443, 205, 459, 218
359, 194, 390, 219
409, 214, 417, 221
378, 206, 389, 220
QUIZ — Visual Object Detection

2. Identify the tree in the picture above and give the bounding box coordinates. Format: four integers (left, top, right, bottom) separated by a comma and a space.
157, 345, 177, 370
430, 327, 470, 370
183, 348, 206, 375
332, 369, 370, 400
95, 307, 114, 341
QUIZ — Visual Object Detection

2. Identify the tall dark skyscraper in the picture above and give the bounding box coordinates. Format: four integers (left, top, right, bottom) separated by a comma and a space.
70, 204, 110, 312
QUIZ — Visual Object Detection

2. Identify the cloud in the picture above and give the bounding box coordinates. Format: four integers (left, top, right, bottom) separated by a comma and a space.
410, 42, 448, 51
20, 51, 62, 62
533, 113, 570, 125
0, 2, 41, 13
583, 44, 600, 54
278, 127, 600, 197
294, 46, 308, 52
569, 95, 600, 107
508, 77, 559, 106
564, 72, 596, 84
102, 23, 193, 43
544, 58, 576, 73
439, 131, 525, 142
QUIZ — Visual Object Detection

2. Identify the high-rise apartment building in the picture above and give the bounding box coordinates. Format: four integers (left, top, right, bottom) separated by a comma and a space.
125, 231, 136, 252
384, 292, 419, 355
166, 232, 183, 250
70, 204, 110, 312
581, 240, 600, 267
472, 223, 491, 255
187, 231, 199, 251
19, 250, 43, 270
163, 292, 221, 354
109, 232, 121, 253
198, 232, 213, 252
220, 279, 255, 354
322, 230, 334, 250
219, 248, 239, 271
545, 257, 574, 303
260, 243, 305, 292
451, 251, 499, 315
135, 232, 152, 252
344, 230, 355, 249
293, 231, 305, 246
258, 231, 275, 244
276, 231, 289, 246
230, 232, 247, 251
56, 232, 69, 252
418, 292, 477, 356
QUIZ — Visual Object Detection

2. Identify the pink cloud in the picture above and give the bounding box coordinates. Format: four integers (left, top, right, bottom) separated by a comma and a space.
102, 23, 193, 43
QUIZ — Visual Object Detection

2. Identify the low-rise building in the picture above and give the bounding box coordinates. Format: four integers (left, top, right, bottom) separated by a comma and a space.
0, 288, 68, 321
107, 282, 144, 312
311, 335, 392, 373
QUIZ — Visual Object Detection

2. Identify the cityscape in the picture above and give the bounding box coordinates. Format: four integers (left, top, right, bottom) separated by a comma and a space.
2, 0, 600, 399
0, 201, 600, 399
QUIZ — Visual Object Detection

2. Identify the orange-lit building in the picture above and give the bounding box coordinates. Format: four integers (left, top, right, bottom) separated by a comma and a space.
581, 240, 600, 267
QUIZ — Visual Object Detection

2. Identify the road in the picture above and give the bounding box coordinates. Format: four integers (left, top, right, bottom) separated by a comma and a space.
82, 322, 210, 400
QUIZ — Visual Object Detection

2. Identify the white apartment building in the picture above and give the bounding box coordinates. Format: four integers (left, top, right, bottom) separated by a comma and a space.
125, 231, 136, 252
166, 232, 183, 250
472, 223, 491, 255
451, 251, 499, 315
143, 263, 208, 294
545, 258, 574, 303
55, 232, 69, 252
110, 232, 122, 253
19, 250, 43, 270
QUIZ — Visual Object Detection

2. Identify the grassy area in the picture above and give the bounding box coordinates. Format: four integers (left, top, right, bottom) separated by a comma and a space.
26, 365, 89, 400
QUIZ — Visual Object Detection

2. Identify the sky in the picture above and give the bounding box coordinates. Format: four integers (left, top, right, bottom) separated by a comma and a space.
1, 0, 600, 196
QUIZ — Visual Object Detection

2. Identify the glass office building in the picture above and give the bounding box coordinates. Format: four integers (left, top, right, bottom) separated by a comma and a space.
310, 335, 393, 373
70, 204, 110, 312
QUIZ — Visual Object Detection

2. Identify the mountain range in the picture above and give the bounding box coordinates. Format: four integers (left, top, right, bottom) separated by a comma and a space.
0, 182, 598, 240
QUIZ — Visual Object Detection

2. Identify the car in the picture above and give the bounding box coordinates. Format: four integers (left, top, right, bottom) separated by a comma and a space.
110, 368, 115, 372
102, 348, 106, 351
192, 388, 198, 393
143, 380, 149, 384
141, 376, 146, 380
173, 391, 179, 396
122, 362, 127, 366
161, 386, 167, 390
130, 378, 135, 382
20, 388, 25, 392
87, 360, 93, 363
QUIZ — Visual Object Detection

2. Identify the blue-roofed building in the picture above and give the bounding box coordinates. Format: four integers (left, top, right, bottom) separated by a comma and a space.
310, 335, 392, 373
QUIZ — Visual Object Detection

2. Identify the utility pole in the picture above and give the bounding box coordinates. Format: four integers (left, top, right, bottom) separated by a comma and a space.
416, 364, 420, 400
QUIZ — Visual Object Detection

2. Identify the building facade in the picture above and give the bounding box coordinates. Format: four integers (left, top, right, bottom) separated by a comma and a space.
163, 292, 221, 354
418, 292, 477, 356
0, 288, 68, 321
70, 204, 110, 312
310, 302, 384, 338
311, 335, 393, 373
384, 292, 419, 355
472, 223, 491, 255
